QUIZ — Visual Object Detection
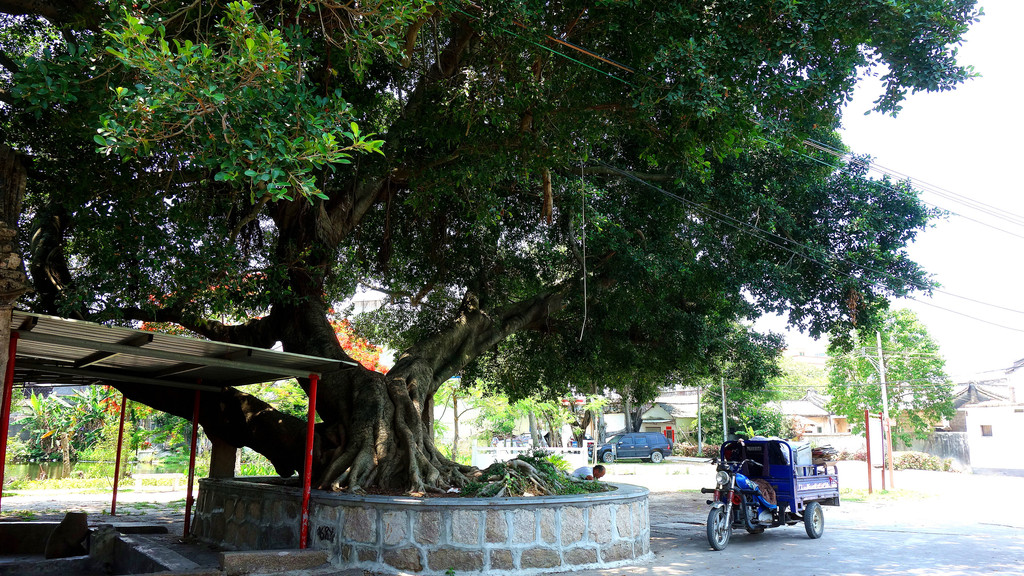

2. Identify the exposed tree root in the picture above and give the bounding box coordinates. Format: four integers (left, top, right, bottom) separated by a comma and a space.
465, 452, 608, 497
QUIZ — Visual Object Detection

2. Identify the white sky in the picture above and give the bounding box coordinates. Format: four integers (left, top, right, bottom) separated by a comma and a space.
765, 0, 1024, 380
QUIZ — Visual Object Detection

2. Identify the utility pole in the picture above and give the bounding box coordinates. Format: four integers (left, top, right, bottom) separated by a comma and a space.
875, 331, 895, 487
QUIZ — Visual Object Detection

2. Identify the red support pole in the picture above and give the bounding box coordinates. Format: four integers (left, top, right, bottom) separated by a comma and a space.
299, 373, 319, 549
0, 332, 19, 513
110, 395, 128, 516
864, 409, 873, 495
183, 388, 201, 537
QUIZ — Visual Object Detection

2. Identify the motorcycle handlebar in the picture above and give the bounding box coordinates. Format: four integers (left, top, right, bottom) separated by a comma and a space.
722, 458, 763, 469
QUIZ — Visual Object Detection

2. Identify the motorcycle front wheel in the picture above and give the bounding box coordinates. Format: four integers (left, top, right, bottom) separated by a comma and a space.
706, 507, 732, 551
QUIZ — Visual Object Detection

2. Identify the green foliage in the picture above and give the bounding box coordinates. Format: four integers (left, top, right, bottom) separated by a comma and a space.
433, 442, 471, 466
242, 380, 309, 420
735, 404, 790, 440
544, 452, 571, 473
827, 309, 954, 444
239, 461, 277, 476
12, 387, 119, 462
97, 2, 384, 202
770, 358, 829, 401
239, 448, 277, 476
471, 387, 520, 442
0, 0, 981, 489
76, 416, 135, 467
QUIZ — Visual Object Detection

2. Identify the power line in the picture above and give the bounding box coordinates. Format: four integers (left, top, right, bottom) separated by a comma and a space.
470, 6, 1024, 245
802, 139, 1024, 233
593, 159, 1024, 334
459, 9, 1024, 334
761, 140, 1024, 315
768, 137, 1024, 243
804, 138, 1024, 225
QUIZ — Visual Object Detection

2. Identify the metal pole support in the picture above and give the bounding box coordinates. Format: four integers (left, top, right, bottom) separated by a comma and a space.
300, 373, 319, 549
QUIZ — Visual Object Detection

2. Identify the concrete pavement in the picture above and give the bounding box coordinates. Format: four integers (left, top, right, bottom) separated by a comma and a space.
558, 458, 1024, 575
3, 459, 1023, 575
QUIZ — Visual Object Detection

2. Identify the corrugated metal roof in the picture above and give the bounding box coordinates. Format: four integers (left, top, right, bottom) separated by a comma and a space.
9, 310, 355, 391
776, 400, 829, 417
657, 401, 697, 418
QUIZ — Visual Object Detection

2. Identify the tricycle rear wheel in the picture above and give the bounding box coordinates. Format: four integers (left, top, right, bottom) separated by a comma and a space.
803, 501, 824, 539
706, 507, 731, 550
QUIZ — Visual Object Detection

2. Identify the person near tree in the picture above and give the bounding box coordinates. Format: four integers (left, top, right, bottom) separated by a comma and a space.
572, 464, 606, 481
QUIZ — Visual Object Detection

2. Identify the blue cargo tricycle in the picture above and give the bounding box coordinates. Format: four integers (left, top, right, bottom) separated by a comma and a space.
700, 438, 840, 550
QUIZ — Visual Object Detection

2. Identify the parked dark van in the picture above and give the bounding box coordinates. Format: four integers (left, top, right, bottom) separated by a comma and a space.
590, 432, 673, 463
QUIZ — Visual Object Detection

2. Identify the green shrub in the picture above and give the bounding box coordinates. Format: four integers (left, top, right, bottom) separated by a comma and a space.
672, 443, 719, 458
893, 451, 943, 471
544, 452, 571, 473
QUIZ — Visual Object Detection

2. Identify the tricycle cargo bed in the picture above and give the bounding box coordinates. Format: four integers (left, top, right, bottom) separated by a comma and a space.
795, 464, 840, 507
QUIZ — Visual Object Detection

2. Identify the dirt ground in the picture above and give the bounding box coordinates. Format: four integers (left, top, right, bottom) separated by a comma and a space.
4, 458, 1022, 531
2, 458, 1022, 576
0, 487, 190, 533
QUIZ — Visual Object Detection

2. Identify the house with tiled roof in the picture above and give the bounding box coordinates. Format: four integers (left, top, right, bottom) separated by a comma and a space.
638, 389, 700, 444
774, 389, 849, 435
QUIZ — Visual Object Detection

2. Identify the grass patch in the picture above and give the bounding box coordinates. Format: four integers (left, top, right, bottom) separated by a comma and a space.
119, 501, 162, 510
0, 510, 38, 521
840, 487, 933, 503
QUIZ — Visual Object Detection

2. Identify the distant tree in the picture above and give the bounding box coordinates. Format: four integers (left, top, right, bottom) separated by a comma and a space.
567, 395, 608, 447
472, 389, 520, 445
697, 382, 788, 444
433, 377, 483, 462
826, 309, 954, 445
770, 358, 829, 401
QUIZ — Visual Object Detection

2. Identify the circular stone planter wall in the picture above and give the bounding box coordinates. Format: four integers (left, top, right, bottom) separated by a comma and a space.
192, 477, 651, 575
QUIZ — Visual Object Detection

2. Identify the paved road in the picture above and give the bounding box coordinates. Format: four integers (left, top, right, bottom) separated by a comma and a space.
3, 460, 1023, 575
563, 459, 1024, 575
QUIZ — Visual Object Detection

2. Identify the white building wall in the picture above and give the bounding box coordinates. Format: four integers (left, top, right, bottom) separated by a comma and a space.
964, 403, 1024, 473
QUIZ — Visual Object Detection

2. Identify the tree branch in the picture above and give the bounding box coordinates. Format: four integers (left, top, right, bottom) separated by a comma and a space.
0, 49, 20, 75
115, 305, 278, 348
0, 1, 101, 28
111, 383, 313, 478
581, 165, 676, 182
398, 283, 574, 390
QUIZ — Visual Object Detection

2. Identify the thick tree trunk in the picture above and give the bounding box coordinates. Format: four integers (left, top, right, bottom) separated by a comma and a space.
0, 145, 29, 393
115, 287, 570, 494
528, 411, 539, 448
623, 395, 633, 433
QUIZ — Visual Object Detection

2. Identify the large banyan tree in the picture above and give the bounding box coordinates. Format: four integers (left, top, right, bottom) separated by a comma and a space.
0, 0, 978, 492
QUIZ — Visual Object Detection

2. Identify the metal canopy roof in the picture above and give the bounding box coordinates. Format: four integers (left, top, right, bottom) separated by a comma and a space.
9, 310, 354, 392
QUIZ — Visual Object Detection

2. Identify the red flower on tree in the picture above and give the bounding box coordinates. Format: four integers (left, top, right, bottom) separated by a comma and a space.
331, 318, 388, 373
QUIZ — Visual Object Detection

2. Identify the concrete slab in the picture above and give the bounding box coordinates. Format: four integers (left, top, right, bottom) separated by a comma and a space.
220, 549, 329, 575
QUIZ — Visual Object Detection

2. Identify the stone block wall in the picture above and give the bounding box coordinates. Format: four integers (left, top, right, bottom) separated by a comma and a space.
192, 478, 651, 575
